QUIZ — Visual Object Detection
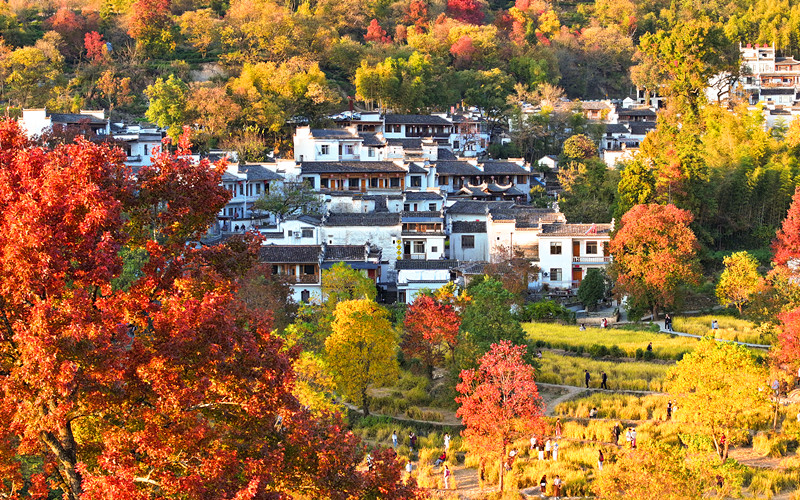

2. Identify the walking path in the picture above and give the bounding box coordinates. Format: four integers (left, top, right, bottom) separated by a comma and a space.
536, 382, 663, 416
652, 320, 771, 349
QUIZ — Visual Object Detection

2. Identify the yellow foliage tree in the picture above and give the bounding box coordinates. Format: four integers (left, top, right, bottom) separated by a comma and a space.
716, 251, 764, 314
325, 299, 398, 416
666, 338, 770, 461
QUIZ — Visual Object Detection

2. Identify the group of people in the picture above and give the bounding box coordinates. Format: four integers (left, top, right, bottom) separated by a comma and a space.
540, 474, 563, 498
610, 423, 637, 448
530, 435, 560, 461
584, 370, 609, 389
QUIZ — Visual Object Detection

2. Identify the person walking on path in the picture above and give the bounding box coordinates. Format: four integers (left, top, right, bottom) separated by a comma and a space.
555, 418, 562, 438
443, 465, 451, 489
545, 438, 552, 460
538, 440, 545, 460
553, 475, 562, 498
665, 313, 672, 331
601, 371, 608, 389
598, 449, 604, 471
631, 428, 637, 449
444, 432, 450, 452
585, 369, 591, 388
625, 428, 632, 448
667, 401, 672, 420
612, 423, 620, 445
392, 430, 398, 448
540, 475, 547, 498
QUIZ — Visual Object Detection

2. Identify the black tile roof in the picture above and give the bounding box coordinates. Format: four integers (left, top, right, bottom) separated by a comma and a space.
628, 122, 656, 135
240, 164, 283, 181
385, 114, 452, 125
480, 161, 529, 175
447, 200, 513, 214
324, 213, 401, 226
408, 162, 428, 174
401, 211, 442, 219
324, 245, 366, 260
300, 161, 406, 173
310, 129, 358, 139
451, 221, 486, 233
260, 245, 321, 263
49, 113, 106, 124
437, 148, 458, 160
541, 223, 612, 235
359, 133, 385, 146
395, 259, 460, 270
286, 214, 322, 225
618, 108, 656, 117
387, 138, 423, 149
605, 124, 629, 134
435, 161, 482, 175
405, 191, 442, 200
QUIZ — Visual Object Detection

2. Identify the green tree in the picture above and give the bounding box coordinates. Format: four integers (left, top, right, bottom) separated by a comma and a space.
253, 181, 322, 222
325, 299, 399, 416
716, 251, 764, 314
3, 44, 63, 107
459, 277, 527, 362
145, 74, 189, 143
577, 268, 606, 311
615, 158, 656, 219
666, 338, 770, 461
322, 262, 377, 305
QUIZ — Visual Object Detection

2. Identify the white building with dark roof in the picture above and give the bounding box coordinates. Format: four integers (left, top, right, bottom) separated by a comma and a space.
219, 163, 285, 232
538, 222, 612, 290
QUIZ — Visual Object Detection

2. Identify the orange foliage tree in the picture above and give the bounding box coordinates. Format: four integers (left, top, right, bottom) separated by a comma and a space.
0, 120, 418, 499
456, 341, 546, 491
402, 292, 461, 378
609, 203, 700, 319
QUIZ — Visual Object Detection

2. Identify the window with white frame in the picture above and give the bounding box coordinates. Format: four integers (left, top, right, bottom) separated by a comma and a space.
321, 145, 329, 155
586, 241, 598, 254
550, 242, 562, 255
344, 144, 354, 155
462, 235, 475, 249
302, 228, 313, 238
550, 268, 562, 281
413, 241, 425, 253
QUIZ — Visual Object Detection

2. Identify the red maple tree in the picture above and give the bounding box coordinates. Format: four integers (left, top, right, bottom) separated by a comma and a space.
609, 203, 701, 319
84, 31, 107, 64
456, 341, 546, 491
773, 186, 800, 270
447, 0, 485, 24
402, 293, 461, 378
773, 309, 800, 375
0, 120, 420, 498
365, 19, 392, 43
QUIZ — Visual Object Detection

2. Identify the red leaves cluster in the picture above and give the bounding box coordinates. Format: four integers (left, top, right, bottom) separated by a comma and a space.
447, 0, 485, 25
85, 31, 107, 64
365, 19, 392, 43
773, 186, 800, 270
456, 341, 546, 489
609, 203, 700, 317
0, 120, 419, 499
450, 35, 476, 67
402, 293, 460, 377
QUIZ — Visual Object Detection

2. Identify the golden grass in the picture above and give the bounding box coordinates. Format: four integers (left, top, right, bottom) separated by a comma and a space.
672, 315, 772, 344
524, 321, 698, 360
554, 393, 670, 421
537, 352, 669, 391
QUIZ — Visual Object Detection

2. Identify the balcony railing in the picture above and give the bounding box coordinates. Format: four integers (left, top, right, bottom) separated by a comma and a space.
573, 256, 611, 263
291, 274, 320, 284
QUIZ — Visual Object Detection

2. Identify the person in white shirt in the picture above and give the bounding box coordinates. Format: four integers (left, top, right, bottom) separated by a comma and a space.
544, 438, 552, 460
443, 433, 450, 452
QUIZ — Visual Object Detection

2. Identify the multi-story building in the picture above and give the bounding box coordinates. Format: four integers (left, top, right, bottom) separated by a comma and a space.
537, 223, 612, 289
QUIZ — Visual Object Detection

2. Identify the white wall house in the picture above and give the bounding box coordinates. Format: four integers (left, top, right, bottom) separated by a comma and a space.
450, 221, 488, 261
537, 223, 612, 290
322, 212, 402, 276
395, 260, 459, 304
219, 164, 285, 232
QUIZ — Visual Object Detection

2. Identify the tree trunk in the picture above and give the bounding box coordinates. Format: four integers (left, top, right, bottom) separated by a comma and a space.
499, 442, 507, 492
361, 385, 370, 417
40, 424, 81, 500
426, 362, 434, 381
